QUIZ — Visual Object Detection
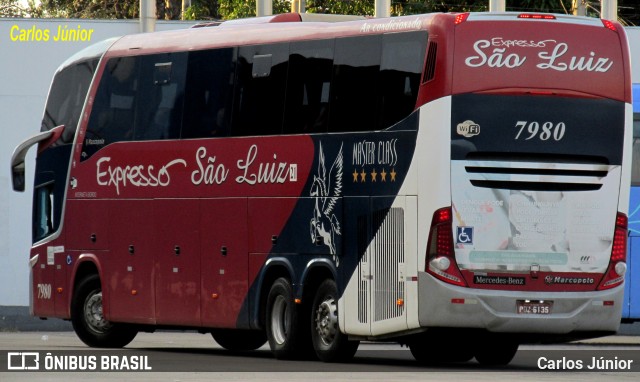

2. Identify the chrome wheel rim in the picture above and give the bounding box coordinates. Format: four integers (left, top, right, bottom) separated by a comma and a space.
84, 291, 112, 334
315, 298, 338, 346
271, 295, 289, 345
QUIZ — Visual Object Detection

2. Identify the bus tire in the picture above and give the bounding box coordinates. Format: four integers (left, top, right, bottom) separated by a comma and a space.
71, 274, 137, 348
311, 279, 359, 362
212, 329, 267, 351
265, 277, 309, 359
409, 332, 474, 364
474, 338, 519, 366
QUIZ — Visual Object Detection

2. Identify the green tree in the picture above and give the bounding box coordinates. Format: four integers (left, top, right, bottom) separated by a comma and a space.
512, 0, 571, 13
620, 0, 640, 25
38, 0, 139, 18
217, 0, 290, 19
390, 0, 486, 16
306, 0, 373, 15
1, 0, 27, 17
10, 0, 640, 26
184, 0, 221, 20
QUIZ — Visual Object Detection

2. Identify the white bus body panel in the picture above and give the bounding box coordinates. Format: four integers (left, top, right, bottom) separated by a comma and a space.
341, 99, 452, 337
619, 103, 633, 215
340, 96, 630, 337
418, 273, 623, 333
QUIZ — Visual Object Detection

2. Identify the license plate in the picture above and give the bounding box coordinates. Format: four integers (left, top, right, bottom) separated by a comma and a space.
516, 300, 553, 315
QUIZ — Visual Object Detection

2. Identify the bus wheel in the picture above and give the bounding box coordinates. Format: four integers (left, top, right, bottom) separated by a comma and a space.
265, 277, 308, 359
474, 339, 519, 366
311, 279, 359, 362
71, 274, 137, 348
212, 329, 267, 351
409, 332, 474, 364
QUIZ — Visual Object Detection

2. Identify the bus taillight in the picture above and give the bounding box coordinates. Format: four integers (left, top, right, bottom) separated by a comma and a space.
601, 19, 617, 32
454, 13, 469, 25
426, 207, 467, 287
597, 212, 627, 290
517, 14, 556, 20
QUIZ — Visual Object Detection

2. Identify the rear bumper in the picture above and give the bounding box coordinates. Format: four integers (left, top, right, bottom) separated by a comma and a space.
418, 272, 623, 335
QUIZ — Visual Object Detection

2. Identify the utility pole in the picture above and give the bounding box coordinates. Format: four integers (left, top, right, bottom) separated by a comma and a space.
601, 0, 618, 21
489, 0, 505, 12
374, 0, 390, 18
140, 0, 156, 33
572, 0, 587, 16
256, 0, 272, 17
182, 0, 191, 20
291, 0, 305, 13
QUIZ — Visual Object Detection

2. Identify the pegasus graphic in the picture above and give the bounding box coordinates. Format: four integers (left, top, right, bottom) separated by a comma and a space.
310, 142, 343, 265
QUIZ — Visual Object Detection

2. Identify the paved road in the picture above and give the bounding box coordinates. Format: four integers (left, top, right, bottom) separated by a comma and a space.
0, 332, 639, 381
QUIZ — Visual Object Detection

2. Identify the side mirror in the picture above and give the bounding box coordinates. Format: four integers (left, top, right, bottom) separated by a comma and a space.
11, 125, 64, 192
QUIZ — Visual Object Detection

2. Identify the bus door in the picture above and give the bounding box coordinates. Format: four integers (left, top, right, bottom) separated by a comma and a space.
31, 139, 74, 318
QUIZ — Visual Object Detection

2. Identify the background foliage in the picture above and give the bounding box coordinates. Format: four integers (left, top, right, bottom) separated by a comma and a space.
0, 0, 638, 26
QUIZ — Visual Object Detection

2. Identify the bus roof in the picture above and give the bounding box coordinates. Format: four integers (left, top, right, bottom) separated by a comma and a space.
104, 13, 436, 56
56, 37, 119, 74
101, 12, 631, 103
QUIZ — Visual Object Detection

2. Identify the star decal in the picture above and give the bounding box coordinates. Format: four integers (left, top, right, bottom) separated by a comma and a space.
351, 168, 398, 183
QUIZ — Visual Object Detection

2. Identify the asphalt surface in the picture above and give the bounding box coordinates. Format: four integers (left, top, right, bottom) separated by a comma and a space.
1, 306, 639, 381
0, 331, 639, 381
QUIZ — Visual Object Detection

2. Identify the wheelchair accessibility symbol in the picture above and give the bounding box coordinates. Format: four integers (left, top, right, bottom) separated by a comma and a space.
456, 227, 473, 244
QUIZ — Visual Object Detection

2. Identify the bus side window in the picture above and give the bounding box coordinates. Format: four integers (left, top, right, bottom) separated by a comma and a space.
182, 48, 236, 139
284, 39, 334, 135
84, 56, 139, 160
134, 53, 187, 141
233, 43, 289, 137
379, 31, 427, 129
329, 35, 381, 133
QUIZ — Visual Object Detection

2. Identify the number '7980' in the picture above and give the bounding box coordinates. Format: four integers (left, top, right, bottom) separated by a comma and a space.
515, 121, 566, 141
37, 283, 52, 299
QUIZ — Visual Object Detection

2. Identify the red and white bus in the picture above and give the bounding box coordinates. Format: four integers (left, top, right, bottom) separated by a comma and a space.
11, 12, 632, 365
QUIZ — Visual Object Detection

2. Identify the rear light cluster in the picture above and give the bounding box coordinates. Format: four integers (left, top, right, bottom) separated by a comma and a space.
601, 19, 617, 32
597, 212, 628, 290
425, 207, 467, 287
454, 13, 469, 25
517, 14, 556, 20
